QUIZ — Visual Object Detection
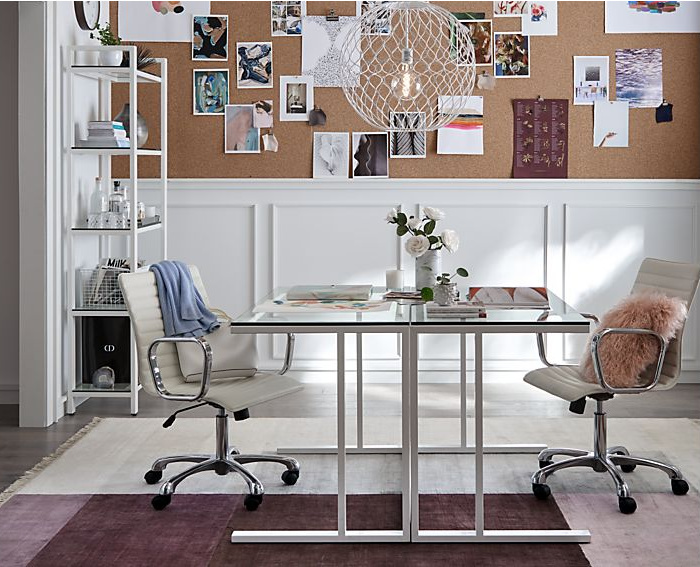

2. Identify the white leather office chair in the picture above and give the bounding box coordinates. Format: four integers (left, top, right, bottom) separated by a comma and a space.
524, 258, 700, 514
119, 267, 303, 512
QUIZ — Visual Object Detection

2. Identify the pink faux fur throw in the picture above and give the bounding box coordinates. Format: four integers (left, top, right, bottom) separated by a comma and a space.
580, 292, 687, 388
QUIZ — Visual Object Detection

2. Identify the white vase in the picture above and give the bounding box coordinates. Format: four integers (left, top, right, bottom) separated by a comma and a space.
433, 282, 458, 306
99, 49, 123, 67
415, 249, 441, 290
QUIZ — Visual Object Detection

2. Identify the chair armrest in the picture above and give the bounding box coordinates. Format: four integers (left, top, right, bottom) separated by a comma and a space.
148, 336, 213, 402
536, 311, 599, 367
590, 328, 667, 394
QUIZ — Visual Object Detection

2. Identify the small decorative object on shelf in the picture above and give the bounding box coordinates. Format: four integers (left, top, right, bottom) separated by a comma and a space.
385, 206, 461, 290
121, 44, 157, 70
90, 23, 123, 66
92, 366, 116, 389
114, 103, 149, 148
428, 269, 469, 305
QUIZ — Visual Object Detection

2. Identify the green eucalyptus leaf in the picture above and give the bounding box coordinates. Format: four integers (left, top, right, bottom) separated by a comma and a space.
424, 220, 436, 234
456, 267, 469, 277
427, 235, 439, 245
396, 225, 408, 236
397, 212, 407, 225
420, 287, 434, 302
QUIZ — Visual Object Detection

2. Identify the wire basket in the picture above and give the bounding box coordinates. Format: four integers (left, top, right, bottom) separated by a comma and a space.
77, 268, 126, 310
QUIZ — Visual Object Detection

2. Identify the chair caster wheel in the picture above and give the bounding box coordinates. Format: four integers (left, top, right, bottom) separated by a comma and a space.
532, 483, 551, 500
151, 493, 171, 510
144, 470, 163, 485
620, 464, 636, 473
244, 494, 263, 511
215, 462, 229, 476
618, 496, 637, 514
539, 459, 553, 469
281, 470, 299, 485
672, 479, 689, 495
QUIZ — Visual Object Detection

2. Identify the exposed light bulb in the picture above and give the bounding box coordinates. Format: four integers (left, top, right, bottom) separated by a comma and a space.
390, 48, 422, 101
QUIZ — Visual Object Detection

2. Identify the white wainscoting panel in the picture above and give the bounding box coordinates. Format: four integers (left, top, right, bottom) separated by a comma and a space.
135, 178, 700, 382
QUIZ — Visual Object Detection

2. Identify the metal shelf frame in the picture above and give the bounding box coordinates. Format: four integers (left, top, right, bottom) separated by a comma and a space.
63, 45, 168, 415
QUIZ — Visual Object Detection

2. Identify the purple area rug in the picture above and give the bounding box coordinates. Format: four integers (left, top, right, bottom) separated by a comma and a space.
0, 494, 590, 567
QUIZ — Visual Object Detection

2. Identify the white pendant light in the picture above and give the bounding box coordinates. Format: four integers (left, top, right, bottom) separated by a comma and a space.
339, 1, 476, 132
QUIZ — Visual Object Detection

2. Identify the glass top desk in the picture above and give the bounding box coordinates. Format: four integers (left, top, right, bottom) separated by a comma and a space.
230, 288, 592, 544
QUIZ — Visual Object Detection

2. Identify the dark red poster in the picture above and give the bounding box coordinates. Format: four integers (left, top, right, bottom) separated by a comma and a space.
513, 99, 568, 179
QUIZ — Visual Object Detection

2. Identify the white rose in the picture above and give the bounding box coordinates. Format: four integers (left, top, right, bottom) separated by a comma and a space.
423, 206, 445, 221
405, 235, 430, 258
407, 216, 422, 230
385, 208, 398, 223
441, 229, 459, 253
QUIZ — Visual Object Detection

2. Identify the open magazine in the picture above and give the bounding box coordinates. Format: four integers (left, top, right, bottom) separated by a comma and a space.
468, 287, 549, 308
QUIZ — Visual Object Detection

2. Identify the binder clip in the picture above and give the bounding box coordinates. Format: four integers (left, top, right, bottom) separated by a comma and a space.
326, 9, 339, 21
655, 99, 673, 123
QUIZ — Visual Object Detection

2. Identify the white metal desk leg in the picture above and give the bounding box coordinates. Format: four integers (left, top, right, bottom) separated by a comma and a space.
401, 329, 411, 540
410, 329, 419, 540
474, 332, 484, 536
460, 332, 467, 449
356, 333, 363, 449
337, 333, 346, 536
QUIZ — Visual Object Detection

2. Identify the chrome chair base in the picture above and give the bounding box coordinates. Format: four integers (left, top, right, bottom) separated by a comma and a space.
531, 399, 689, 514
146, 407, 300, 511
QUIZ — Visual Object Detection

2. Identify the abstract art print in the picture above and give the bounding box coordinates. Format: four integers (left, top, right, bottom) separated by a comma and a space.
389, 113, 426, 159
615, 48, 663, 108
236, 42, 273, 89
605, 0, 700, 33
459, 20, 493, 66
522, 1, 558, 36
313, 132, 350, 178
594, 100, 629, 148
279, 76, 314, 121
573, 56, 609, 105
357, 1, 391, 35
224, 105, 260, 153
494, 33, 530, 77
437, 96, 484, 155
192, 15, 228, 60
493, 1, 529, 16
253, 100, 273, 129
301, 16, 359, 87
193, 69, 228, 114
352, 132, 389, 178
272, 1, 305, 36
119, 1, 211, 42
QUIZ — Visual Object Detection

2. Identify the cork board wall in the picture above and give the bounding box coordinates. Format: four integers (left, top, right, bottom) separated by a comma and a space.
110, 1, 700, 179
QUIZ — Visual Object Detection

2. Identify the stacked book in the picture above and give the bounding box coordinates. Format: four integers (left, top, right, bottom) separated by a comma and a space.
79, 121, 130, 148
425, 301, 486, 318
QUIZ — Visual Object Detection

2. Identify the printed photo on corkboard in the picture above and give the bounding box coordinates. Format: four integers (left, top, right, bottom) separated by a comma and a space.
225, 105, 260, 153
313, 132, 350, 178
357, 1, 391, 35
271, 1, 305, 36
573, 56, 609, 105
493, 1, 529, 16
253, 100, 273, 129
453, 19, 492, 66
236, 42, 273, 88
193, 69, 228, 114
192, 15, 228, 60
352, 132, 389, 178
390, 112, 426, 159
615, 48, 663, 108
494, 33, 530, 77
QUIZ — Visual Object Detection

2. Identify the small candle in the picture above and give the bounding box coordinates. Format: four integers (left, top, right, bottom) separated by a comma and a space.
386, 269, 404, 290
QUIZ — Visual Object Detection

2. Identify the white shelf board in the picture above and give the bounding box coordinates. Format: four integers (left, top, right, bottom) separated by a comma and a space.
71, 223, 162, 236
72, 384, 143, 397
71, 309, 129, 317
71, 66, 162, 84
70, 147, 161, 156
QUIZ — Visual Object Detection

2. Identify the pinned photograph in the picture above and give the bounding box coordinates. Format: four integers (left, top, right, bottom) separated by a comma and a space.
357, 1, 391, 35
522, 1, 558, 36
615, 48, 663, 108
192, 15, 228, 60
594, 100, 629, 148
494, 33, 530, 77
193, 69, 228, 114
224, 105, 260, 153
573, 56, 609, 105
605, 0, 700, 33
272, 1, 305, 36
389, 113, 426, 159
456, 20, 492, 66
118, 1, 211, 42
236, 42, 273, 88
301, 16, 360, 87
437, 96, 484, 155
493, 1, 529, 16
352, 132, 389, 178
313, 132, 350, 178
279, 76, 314, 121
253, 100, 273, 129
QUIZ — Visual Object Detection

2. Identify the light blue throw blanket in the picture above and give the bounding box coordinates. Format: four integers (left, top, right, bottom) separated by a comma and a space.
150, 261, 220, 337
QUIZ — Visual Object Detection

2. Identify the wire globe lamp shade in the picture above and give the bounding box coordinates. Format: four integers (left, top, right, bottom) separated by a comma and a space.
339, 1, 476, 132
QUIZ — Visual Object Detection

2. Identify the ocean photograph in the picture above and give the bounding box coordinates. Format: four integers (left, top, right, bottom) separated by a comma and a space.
615, 48, 663, 108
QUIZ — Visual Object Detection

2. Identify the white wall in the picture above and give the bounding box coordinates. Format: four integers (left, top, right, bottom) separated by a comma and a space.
137, 178, 700, 384
0, 2, 19, 405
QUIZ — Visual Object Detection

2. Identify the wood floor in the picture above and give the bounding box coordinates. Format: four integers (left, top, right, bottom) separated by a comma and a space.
2, 382, 699, 493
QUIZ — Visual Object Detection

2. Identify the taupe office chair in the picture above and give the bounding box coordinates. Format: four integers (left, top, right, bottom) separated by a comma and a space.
524, 258, 700, 514
119, 266, 302, 512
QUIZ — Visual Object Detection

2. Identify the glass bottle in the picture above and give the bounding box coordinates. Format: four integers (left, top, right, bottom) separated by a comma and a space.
87, 177, 108, 228
108, 181, 125, 228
